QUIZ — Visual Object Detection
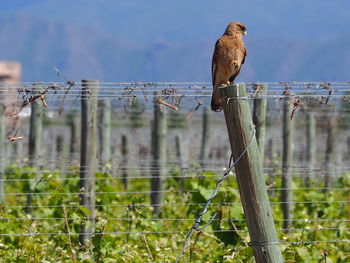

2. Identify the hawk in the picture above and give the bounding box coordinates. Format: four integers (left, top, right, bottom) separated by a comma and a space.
211, 21, 247, 112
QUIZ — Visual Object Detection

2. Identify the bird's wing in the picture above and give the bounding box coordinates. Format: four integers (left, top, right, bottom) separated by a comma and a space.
241, 46, 247, 65
211, 39, 221, 88
228, 37, 247, 82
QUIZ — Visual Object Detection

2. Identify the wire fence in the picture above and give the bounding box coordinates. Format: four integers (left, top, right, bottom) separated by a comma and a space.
0, 81, 350, 261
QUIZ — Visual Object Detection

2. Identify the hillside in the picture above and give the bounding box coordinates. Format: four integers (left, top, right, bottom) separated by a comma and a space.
12, 0, 350, 43
0, 12, 350, 82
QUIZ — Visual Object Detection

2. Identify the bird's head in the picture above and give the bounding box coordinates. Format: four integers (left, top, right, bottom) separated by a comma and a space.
224, 22, 247, 36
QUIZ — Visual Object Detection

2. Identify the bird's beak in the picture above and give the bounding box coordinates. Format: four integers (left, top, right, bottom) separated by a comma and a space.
243, 30, 247, 36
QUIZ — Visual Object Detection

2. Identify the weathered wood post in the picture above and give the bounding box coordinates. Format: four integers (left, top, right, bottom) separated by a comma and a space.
324, 116, 336, 191
28, 84, 43, 166
121, 134, 128, 189
79, 80, 99, 245
150, 96, 167, 215
0, 104, 5, 204
305, 112, 316, 186
175, 134, 184, 170
56, 134, 64, 165
199, 107, 210, 166
98, 98, 112, 166
252, 84, 267, 160
175, 134, 187, 187
282, 94, 294, 231
220, 84, 283, 263
266, 138, 275, 163
138, 145, 149, 178
26, 84, 44, 214
67, 111, 79, 162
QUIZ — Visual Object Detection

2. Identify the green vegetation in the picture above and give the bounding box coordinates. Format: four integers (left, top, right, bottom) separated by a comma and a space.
168, 111, 187, 129
0, 165, 349, 262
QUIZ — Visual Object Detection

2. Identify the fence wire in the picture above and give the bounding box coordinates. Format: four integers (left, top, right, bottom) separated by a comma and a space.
1, 81, 350, 261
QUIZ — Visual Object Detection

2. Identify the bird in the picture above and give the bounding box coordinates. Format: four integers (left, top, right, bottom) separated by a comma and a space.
211, 21, 247, 112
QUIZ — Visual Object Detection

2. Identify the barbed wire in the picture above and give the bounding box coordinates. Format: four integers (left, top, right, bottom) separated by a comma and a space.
1, 81, 349, 111
1, 81, 350, 88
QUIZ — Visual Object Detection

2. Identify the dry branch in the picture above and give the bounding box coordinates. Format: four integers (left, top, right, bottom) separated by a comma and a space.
155, 98, 178, 111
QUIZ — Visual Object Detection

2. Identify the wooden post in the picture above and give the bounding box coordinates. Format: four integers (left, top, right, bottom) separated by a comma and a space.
305, 112, 316, 186
26, 84, 44, 214
79, 80, 99, 245
282, 96, 294, 231
56, 134, 64, 168
67, 111, 79, 162
219, 84, 283, 263
175, 134, 186, 188
252, 84, 267, 160
175, 134, 184, 170
266, 138, 275, 163
0, 104, 5, 204
98, 99, 112, 166
28, 84, 43, 166
11, 140, 23, 166
199, 107, 210, 166
121, 134, 128, 189
150, 98, 167, 215
138, 145, 149, 178
324, 117, 336, 190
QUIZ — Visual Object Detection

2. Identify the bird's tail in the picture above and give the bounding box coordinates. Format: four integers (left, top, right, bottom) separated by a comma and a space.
211, 88, 223, 112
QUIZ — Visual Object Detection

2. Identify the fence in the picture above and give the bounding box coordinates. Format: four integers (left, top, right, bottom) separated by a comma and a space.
0, 81, 349, 262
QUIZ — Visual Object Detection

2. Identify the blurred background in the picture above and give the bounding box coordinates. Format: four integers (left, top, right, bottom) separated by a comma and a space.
0, 0, 350, 82
1, 2, 350, 262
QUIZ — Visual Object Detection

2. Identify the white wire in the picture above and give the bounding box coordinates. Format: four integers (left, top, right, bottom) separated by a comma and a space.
2, 200, 350, 209
0, 229, 349, 237
1, 187, 349, 196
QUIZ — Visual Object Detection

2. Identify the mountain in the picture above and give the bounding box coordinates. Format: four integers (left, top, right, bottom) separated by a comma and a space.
1, 0, 350, 82
11, 0, 350, 43
0, 14, 139, 81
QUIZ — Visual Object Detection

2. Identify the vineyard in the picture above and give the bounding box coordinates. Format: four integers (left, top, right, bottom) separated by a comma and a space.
0, 81, 349, 262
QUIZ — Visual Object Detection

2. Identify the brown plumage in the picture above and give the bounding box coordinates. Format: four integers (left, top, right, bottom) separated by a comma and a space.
211, 21, 247, 112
